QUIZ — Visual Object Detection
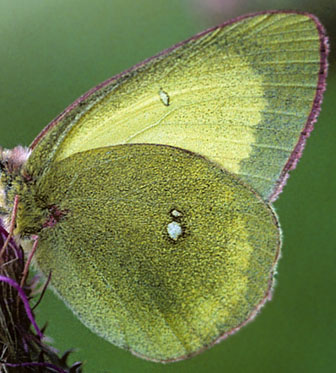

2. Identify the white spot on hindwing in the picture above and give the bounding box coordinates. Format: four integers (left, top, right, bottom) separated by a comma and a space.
167, 221, 182, 241
167, 209, 183, 241
171, 209, 182, 218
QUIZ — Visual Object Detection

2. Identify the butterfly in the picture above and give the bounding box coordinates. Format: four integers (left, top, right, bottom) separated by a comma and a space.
0, 11, 328, 362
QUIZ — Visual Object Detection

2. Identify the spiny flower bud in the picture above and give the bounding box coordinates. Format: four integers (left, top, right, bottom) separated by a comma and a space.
0, 223, 82, 372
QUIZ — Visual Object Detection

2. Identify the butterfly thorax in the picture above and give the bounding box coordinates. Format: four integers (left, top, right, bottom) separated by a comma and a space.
0, 146, 30, 215
0, 146, 48, 238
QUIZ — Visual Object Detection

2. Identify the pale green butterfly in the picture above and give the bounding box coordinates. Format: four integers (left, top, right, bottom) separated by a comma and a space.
0, 10, 328, 362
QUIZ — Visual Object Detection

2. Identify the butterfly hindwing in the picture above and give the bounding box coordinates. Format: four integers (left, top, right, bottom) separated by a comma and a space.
26, 144, 280, 361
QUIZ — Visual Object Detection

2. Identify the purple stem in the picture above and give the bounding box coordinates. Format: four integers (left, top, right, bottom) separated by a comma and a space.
0, 225, 23, 260
3, 361, 67, 373
0, 275, 43, 339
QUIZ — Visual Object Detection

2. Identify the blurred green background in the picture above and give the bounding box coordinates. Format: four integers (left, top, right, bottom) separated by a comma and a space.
0, 1, 335, 372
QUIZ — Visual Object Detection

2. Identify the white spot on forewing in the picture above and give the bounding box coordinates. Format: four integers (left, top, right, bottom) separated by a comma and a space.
159, 89, 170, 106
167, 221, 183, 241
